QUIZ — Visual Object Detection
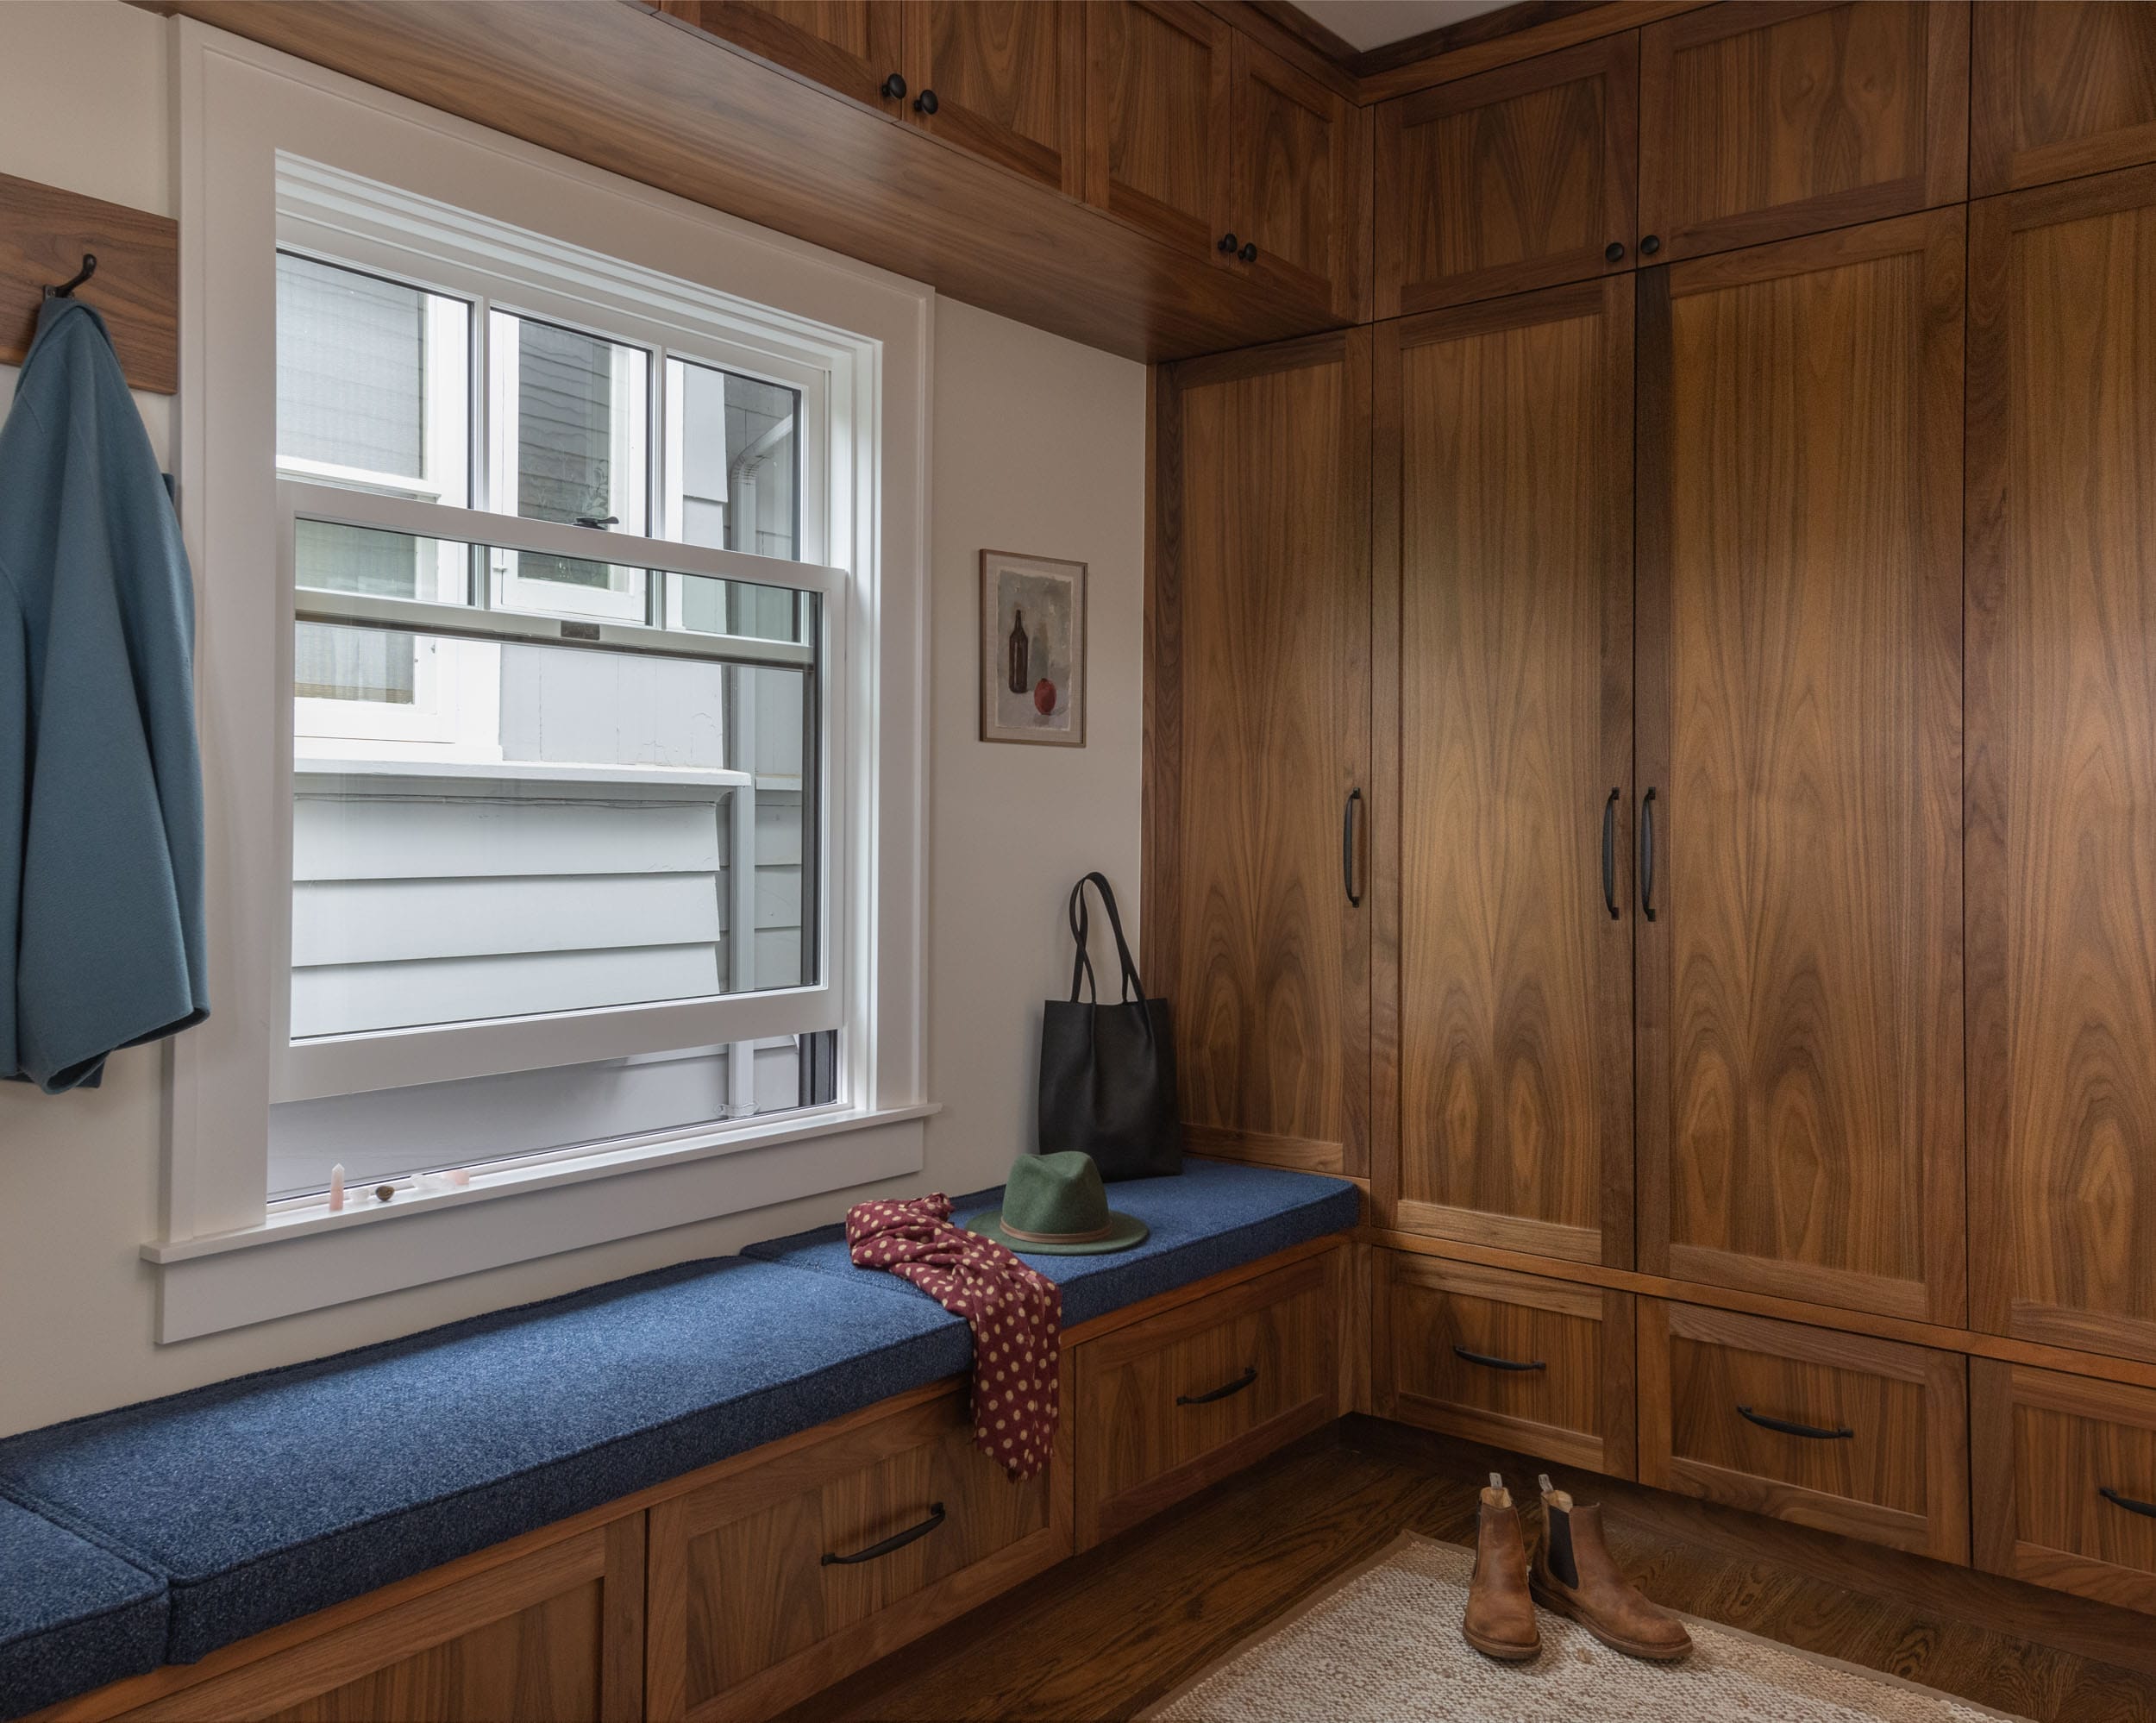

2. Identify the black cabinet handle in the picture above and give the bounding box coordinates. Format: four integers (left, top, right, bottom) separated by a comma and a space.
822, 1502, 946, 1565
1238, 241, 1257, 264
1640, 787, 1658, 921
1453, 1344, 1546, 1373
1178, 1366, 1257, 1407
880, 72, 906, 100
1737, 1404, 1852, 1441
2101, 1486, 2156, 1519
1606, 240, 1626, 262
1640, 234, 1662, 256
1601, 787, 1620, 920
1342, 788, 1363, 908
914, 88, 938, 115
1218, 231, 1239, 254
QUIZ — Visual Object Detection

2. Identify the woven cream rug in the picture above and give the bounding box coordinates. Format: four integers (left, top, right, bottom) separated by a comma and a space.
1145, 1533, 2028, 1723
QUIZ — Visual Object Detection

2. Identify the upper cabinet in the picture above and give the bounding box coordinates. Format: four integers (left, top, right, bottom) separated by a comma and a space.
904, 0, 1087, 195
1972, 3, 2156, 195
1638, 1, 1967, 263
659, 1, 906, 112
1375, 34, 1638, 317
1231, 34, 1370, 323
1083, 1, 1233, 258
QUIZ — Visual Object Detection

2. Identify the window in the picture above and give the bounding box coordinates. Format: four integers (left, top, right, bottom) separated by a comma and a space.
161, 36, 929, 1340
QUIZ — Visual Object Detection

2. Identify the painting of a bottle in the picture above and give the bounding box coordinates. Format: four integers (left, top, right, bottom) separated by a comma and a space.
1007, 605, 1031, 694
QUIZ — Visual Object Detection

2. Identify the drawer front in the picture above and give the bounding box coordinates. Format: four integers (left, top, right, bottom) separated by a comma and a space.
1639, 1301, 1968, 1562
1973, 1360, 2156, 1613
1376, 1253, 1635, 1477
647, 1384, 1069, 1722
1075, 1251, 1338, 1547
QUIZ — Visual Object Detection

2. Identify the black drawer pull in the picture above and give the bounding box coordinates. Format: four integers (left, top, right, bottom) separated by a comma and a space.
2101, 1486, 2156, 1519
821, 1502, 946, 1565
1178, 1366, 1258, 1407
1738, 1404, 1852, 1441
1453, 1344, 1546, 1373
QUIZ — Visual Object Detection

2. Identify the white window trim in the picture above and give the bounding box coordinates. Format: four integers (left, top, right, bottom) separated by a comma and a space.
159, 20, 933, 1341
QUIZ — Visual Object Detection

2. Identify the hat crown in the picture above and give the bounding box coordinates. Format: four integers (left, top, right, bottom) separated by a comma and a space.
1002, 1151, 1109, 1237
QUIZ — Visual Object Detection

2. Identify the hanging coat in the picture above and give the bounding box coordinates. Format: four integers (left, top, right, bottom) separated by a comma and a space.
0, 297, 207, 1093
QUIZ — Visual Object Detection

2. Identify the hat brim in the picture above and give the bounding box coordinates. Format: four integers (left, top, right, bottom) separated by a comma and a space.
962, 1210, 1150, 1256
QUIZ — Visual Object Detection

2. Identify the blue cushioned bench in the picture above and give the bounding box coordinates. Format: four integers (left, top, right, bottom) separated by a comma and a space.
0, 1257, 968, 1678
741, 1158, 1360, 1326
0, 1496, 167, 1717
0, 1159, 1356, 1718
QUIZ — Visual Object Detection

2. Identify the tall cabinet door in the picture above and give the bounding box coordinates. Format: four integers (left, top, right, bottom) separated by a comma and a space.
1145, 333, 1372, 1176
903, 1, 1087, 195
1377, 279, 1635, 1268
1636, 210, 1965, 1325
1969, 164, 2156, 1363
1083, 1, 1234, 258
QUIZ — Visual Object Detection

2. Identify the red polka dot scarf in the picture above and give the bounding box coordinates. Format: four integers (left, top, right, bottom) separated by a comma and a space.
846, 1193, 1061, 1482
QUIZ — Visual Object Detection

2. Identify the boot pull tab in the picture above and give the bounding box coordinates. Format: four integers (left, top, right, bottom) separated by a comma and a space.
1490, 1472, 1505, 1492
1538, 1473, 1556, 1495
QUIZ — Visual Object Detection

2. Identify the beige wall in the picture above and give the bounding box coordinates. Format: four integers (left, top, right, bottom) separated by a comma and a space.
0, 3, 1146, 1436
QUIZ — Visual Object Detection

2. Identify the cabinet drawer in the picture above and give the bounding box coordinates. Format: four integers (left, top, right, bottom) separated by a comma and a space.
1376, 1254, 1635, 1477
1075, 1251, 1339, 1547
1972, 1361, 2156, 1613
646, 1382, 1069, 1722
1639, 1302, 1968, 1562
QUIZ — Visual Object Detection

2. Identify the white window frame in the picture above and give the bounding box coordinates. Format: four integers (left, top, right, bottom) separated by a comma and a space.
155, 22, 934, 1341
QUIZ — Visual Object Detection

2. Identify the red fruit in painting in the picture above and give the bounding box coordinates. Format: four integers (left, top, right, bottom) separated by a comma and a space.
1033, 678, 1056, 716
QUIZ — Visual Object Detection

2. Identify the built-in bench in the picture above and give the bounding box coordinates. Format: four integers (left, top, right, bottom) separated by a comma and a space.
0, 1160, 1357, 1721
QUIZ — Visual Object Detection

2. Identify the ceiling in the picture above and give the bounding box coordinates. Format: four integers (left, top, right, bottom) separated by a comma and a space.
1287, 0, 1515, 53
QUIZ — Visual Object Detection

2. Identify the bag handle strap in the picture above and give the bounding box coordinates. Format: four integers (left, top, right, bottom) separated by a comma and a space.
1068, 872, 1144, 1004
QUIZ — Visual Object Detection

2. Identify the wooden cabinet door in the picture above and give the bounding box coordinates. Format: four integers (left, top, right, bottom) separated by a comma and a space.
658, 2, 906, 113
1145, 332, 1370, 1176
1377, 279, 1634, 1269
1229, 34, 1369, 322
1636, 211, 1965, 1325
1973, 3, 2156, 195
1968, 165, 2156, 1364
1082, 1, 1232, 257
902, 1, 1086, 196
1375, 34, 1638, 318
1639, 2, 1967, 263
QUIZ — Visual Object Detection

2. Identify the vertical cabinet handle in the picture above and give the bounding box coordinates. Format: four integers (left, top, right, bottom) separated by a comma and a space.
1640, 787, 1658, 922
1342, 788, 1363, 907
1601, 788, 1620, 920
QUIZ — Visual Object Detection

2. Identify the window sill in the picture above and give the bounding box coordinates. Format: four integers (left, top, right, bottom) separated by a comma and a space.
142, 1103, 937, 1341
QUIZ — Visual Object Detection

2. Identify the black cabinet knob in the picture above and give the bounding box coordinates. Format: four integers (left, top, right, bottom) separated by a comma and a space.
1218, 232, 1238, 254
1605, 240, 1626, 263
914, 87, 939, 115
1238, 241, 1257, 264
1640, 234, 1662, 256
880, 72, 906, 101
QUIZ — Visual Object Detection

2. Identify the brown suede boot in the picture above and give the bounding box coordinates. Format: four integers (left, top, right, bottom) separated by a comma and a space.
1462, 1473, 1540, 1662
1530, 1475, 1692, 1662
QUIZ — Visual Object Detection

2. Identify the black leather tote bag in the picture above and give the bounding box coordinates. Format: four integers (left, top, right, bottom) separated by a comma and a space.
1038, 873, 1183, 1181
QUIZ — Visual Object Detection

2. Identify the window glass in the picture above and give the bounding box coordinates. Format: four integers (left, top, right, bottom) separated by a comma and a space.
672, 357, 799, 568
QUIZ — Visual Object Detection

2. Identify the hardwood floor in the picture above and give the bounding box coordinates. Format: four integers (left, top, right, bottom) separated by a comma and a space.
787, 1417, 2156, 1721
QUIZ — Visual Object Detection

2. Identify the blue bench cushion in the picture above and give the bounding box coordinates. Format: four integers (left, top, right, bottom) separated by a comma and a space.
0, 1495, 166, 1720
742, 1157, 1360, 1327
0, 1258, 968, 1666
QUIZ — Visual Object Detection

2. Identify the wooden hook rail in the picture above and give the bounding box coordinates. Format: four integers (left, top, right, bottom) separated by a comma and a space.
2, 171, 179, 395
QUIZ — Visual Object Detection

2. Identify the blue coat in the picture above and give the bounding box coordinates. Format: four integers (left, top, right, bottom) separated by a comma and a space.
0, 298, 207, 1092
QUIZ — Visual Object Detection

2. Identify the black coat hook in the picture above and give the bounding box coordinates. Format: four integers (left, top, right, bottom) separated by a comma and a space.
44, 253, 97, 300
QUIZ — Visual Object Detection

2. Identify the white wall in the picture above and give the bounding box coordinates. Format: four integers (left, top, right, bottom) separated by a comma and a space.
0, 3, 1146, 1436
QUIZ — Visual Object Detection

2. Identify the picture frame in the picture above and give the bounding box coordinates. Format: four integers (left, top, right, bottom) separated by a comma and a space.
979, 548, 1087, 747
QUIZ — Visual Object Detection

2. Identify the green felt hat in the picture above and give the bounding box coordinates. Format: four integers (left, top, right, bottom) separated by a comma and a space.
965, 1152, 1149, 1256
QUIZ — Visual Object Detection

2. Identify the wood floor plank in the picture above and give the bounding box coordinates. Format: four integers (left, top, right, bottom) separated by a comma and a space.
790, 1418, 2156, 1721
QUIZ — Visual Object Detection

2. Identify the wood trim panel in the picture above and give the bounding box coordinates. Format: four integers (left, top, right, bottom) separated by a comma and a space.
1393, 1200, 1604, 1266
1374, 32, 1638, 318
1639, 1300, 1970, 1564
1971, 2, 2156, 197
1637, 1, 1968, 264
1, 171, 178, 394
1357, 1, 1705, 104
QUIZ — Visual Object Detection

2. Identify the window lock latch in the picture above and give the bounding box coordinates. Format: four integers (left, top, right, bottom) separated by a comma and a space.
573, 514, 618, 529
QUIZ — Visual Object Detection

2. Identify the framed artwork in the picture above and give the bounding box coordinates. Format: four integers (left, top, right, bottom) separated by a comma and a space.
979, 548, 1087, 747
